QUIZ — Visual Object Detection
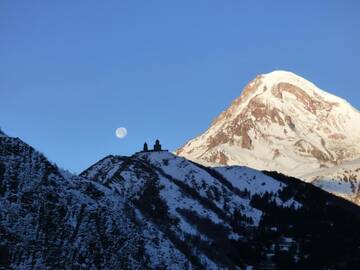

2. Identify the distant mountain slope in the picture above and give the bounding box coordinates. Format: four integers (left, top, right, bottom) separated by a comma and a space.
176, 70, 360, 203
2, 132, 360, 269
302, 159, 360, 203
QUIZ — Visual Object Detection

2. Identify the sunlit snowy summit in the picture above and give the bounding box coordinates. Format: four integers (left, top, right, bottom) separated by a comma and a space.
176, 71, 360, 204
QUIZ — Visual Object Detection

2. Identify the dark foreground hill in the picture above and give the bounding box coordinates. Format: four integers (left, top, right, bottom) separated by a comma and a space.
1, 132, 360, 269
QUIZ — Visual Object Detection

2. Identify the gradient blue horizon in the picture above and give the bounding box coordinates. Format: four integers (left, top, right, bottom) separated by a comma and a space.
1, 1, 360, 173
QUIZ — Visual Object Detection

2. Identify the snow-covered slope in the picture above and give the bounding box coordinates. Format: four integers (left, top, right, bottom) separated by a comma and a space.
0, 135, 188, 269
3, 132, 360, 268
81, 151, 360, 269
176, 70, 360, 203
81, 151, 291, 268
301, 159, 360, 203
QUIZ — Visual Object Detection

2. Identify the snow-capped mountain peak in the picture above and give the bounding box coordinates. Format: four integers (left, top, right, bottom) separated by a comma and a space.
176, 71, 360, 190
262, 70, 330, 95
260, 70, 357, 111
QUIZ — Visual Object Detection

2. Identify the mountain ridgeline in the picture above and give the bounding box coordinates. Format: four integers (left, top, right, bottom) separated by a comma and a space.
176, 71, 360, 205
1, 131, 360, 269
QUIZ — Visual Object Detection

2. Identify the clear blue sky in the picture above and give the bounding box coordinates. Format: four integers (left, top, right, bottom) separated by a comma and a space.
1, 1, 360, 173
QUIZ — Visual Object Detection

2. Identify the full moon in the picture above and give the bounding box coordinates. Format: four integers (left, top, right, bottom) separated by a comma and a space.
115, 127, 128, 139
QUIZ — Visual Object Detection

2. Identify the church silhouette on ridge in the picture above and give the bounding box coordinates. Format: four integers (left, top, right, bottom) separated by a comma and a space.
142, 139, 167, 152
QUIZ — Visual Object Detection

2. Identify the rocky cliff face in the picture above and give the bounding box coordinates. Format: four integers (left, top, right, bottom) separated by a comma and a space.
176, 71, 360, 202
